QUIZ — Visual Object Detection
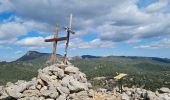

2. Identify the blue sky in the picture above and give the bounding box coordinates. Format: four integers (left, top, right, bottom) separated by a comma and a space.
0, 0, 170, 61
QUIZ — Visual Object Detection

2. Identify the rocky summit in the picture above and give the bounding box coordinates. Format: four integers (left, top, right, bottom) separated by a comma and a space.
0, 63, 94, 100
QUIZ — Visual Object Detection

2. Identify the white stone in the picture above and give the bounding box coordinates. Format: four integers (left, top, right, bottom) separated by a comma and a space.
36, 85, 42, 90
22, 89, 40, 97
56, 94, 67, 100
49, 66, 64, 78
6, 82, 13, 87
5, 85, 22, 98
0, 87, 9, 99
38, 71, 51, 84
40, 89, 59, 99
68, 79, 88, 92
65, 66, 79, 74
68, 91, 91, 100
121, 92, 130, 100
0, 86, 3, 93
88, 89, 94, 97
60, 86, 70, 94
159, 87, 170, 93
147, 91, 157, 100
61, 75, 72, 87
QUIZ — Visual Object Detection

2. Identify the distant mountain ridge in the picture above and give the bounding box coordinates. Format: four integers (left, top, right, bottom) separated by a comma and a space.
16, 51, 170, 64
1, 50, 170, 91
81, 55, 101, 59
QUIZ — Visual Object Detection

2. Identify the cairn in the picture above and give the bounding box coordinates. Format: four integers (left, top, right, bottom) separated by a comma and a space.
0, 63, 94, 100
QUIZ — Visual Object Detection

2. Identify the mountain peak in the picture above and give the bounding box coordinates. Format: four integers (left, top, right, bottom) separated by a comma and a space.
26, 51, 41, 56
17, 51, 62, 62
17, 51, 49, 61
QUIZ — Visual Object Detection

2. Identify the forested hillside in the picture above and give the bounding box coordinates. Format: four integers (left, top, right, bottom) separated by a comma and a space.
0, 51, 170, 91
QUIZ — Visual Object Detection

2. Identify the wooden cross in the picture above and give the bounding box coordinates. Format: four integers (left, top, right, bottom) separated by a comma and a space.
45, 25, 68, 64
45, 14, 75, 64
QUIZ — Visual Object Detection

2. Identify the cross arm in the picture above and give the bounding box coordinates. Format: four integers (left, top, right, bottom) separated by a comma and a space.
45, 36, 68, 42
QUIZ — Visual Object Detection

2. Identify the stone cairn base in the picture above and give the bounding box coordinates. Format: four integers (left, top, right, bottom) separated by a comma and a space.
0, 63, 94, 100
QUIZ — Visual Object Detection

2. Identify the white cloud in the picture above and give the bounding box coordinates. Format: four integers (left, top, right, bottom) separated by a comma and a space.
69, 38, 114, 49
145, 0, 168, 12
16, 36, 49, 49
0, 22, 27, 39
0, 0, 13, 12
0, 22, 27, 44
98, 12, 170, 42
0, 16, 53, 45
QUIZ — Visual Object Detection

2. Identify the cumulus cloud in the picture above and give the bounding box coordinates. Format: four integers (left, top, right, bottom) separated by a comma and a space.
0, 22, 27, 44
16, 36, 49, 49
0, 16, 53, 45
99, 0, 170, 42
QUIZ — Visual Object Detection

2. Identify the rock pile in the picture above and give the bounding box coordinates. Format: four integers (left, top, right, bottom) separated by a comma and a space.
0, 64, 94, 100
94, 87, 170, 100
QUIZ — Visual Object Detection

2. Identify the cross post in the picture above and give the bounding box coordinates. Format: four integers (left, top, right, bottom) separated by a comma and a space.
64, 14, 75, 64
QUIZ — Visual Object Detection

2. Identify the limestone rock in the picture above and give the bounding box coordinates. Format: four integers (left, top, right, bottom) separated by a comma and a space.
56, 94, 67, 100
88, 89, 94, 97
158, 93, 170, 100
87, 82, 92, 89
121, 92, 130, 100
5, 84, 22, 98
147, 90, 157, 100
60, 86, 70, 94
48, 65, 64, 78
65, 66, 79, 74
0, 86, 3, 94
6, 90, 22, 99
18, 96, 40, 100
68, 79, 88, 92
38, 70, 51, 84
159, 87, 170, 93
6, 82, 13, 87
4, 80, 33, 98
98, 88, 107, 93
40, 89, 59, 98
61, 75, 71, 87
68, 91, 91, 100
22, 89, 40, 97
0, 86, 9, 99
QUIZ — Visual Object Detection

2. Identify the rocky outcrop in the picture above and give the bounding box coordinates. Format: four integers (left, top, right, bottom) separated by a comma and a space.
0, 63, 94, 100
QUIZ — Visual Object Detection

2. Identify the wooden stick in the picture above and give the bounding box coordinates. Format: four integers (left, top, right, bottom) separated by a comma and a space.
51, 24, 60, 64
45, 37, 68, 42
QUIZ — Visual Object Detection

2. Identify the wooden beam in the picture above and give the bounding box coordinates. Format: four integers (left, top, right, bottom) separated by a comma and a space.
45, 37, 68, 42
